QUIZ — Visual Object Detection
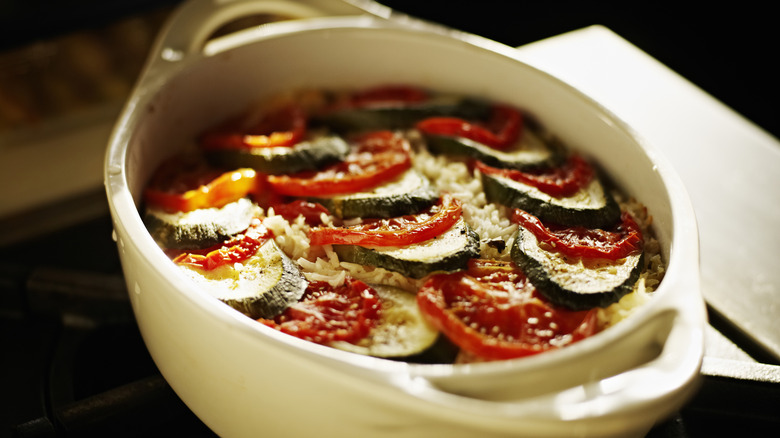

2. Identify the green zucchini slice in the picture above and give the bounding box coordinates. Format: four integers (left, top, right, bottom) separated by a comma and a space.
481, 170, 620, 229
330, 284, 438, 358
318, 96, 491, 132
311, 169, 438, 219
144, 197, 257, 250
178, 239, 308, 319
333, 218, 480, 279
204, 134, 349, 174
511, 226, 644, 310
423, 128, 560, 171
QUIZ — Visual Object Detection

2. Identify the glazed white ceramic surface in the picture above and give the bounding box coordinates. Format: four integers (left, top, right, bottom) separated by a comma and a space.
104, 1, 705, 437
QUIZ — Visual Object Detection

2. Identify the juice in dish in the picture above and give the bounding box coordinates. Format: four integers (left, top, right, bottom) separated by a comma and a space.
141, 85, 665, 363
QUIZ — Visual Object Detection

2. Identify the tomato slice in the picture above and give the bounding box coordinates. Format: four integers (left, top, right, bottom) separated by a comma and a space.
309, 194, 462, 247
417, 259, 599, 360
270, 200, 331, 226
513, 209, 643, 260
143, 155, 261, 213
259, 278, 381, 344
267, 130, 412, 197
330, 84, 429, 110
172, 218, 272, 270
200, 104, 307, 150
416, 104, 522, 150
475, 154, 594, 198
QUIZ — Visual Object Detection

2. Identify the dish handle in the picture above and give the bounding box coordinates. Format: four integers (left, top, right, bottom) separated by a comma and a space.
158, 0, 329, 57
543, 310, 704, 421
403, 306, 704, 424
142, 0, 383, 71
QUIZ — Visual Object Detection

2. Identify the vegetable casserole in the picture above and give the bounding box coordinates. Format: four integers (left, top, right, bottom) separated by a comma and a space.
141, 85, 665, 363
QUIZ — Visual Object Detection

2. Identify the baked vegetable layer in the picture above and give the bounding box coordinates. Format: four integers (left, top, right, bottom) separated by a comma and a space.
205, 134, 349, 174
144, 197, 256, 250
178, 239, 308, 319
481, 169, 620, 229
333, 217, 480, 279
318, 96, 492, 132
511, 225, 643, 310
311, 169, 438, 219
330, 284, 439, 358
141, 85, 663, 363
423, 128, 560, 171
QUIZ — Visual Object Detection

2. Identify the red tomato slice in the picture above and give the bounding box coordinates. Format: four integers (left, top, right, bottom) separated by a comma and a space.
309, 194, 462, 247
475, 154, 594, 198
200, 104, 307, 150
330, 84, 429, 110
259, 278, 381, 344
267, 130, 412, 197
513, 209, 643, 260
172, 218, 272, 270
143, 155, 261, 213
270, 200, 331, 226
416, 104, 522, 150
417, 259, 599, 360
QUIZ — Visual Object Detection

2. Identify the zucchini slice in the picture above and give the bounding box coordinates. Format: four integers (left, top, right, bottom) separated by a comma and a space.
481, 170, 620, 229
204, 134, 349, 174
318, 96, 491, 132
511, 225, 644, 310
330, 284, 438, 358
423, 128, 560, 171
178, 239, 308, 319
311, 169, 438, 219
333, 217, 480, 279
144, 197, 257, 250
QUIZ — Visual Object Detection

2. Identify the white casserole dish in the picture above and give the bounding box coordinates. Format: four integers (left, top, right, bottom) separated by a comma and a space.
104, 1, 706, 436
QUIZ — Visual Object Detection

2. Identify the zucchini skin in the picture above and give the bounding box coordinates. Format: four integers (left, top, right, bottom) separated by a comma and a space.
144, 197, 256, 250
181, 239, 308, 319
204, 135, 349, 174
311, 170, 438, 219
318, 98, 491, 133
234, 241, 309, 319
511, 227, 644, 310
423, 134, 560, 172
480, 171, 621, 229
316, 189, 437, 219
333, 225, 480, 279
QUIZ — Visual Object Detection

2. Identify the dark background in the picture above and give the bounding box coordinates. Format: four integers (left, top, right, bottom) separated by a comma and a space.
378, 1, 778, 141
1, 1, 776, 139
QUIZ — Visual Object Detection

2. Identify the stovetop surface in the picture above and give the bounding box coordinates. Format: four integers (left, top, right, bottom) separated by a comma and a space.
0, 213, 216, 437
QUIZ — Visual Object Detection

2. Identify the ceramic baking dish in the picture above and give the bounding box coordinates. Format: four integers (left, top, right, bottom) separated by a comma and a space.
104, 1, 706, 436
